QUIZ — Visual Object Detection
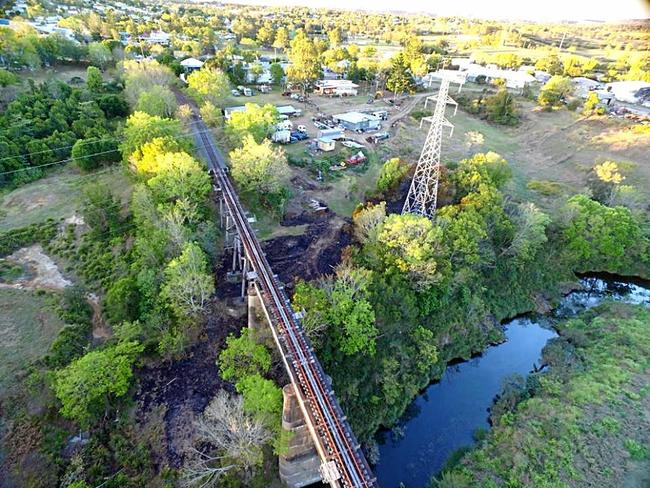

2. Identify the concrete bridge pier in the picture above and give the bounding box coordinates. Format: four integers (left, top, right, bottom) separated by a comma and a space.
279, 383, 322, 488
247, 283, 322, 487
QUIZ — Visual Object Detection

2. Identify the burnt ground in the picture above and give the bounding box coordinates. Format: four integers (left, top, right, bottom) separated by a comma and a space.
133, 258, 246, 469
262, 211, 352, 290
131, 210, 351, 470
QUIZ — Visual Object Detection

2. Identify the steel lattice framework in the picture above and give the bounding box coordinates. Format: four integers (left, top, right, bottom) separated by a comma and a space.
402, 77, 458, 218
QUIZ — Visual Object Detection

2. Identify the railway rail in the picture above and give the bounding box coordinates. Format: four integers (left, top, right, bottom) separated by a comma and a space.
191, 112, 376, 487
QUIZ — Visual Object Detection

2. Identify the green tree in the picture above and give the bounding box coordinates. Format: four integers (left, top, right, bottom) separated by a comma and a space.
538, 76, 573, 108
563, 195, 648, 272
484, 89, 519, 125
376, 157, 409, 194
86, 66, 103, 92
377, 213, 447, 290
54, 341, 143, 426
0, 69, 19, 87
88, 41, 112, 69
582, 91, 603, 115
270, 63, 284, 85
228, 134, 288, 196
187, 67, 230, 105
71, 136, 120, 171
160, 242, 215, 318
235, 373, 283, 426
386, 53, 416, 97
219, 329, 272, 382
225, 103, 279, 145
135, 85, 177, 117
120, 111, 187, 161
535, 53, 563, 75
286, 30, 321, 93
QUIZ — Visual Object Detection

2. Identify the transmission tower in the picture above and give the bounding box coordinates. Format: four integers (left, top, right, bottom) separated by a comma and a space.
402, 77, 458, 219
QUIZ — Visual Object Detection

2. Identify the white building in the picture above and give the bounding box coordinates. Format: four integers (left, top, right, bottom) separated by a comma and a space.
572, 77, 603, 98
314, 80, 359, 97
143, 30, 171, 46
180, 57, 204, 72
606, 81, 650, 106
462, 63, 536, 89
332, 112, 380, 131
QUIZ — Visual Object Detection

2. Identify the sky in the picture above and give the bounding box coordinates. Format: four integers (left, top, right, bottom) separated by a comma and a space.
226, 0, 650, 21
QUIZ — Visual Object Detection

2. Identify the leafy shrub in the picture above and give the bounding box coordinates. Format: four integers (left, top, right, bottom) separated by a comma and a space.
0, 220, 59, 256
46, 323, 92, 368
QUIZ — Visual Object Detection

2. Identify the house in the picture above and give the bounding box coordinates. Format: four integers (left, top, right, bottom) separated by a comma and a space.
317, 138, 336, 152
223, 105, 247, 120
314, 80, 359, 97
572, 77, 603, 98
463, 64, 536, 89
606, 81, 650, 107
180, 57, 204, 72
277, 105, 301, 117
332, 112, 381, 132
318, 128, 345, 140
142, 30, 171, 46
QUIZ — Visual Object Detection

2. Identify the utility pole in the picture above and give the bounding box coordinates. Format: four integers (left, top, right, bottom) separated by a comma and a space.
559, 31, 567, 50
402, 76, 457, 218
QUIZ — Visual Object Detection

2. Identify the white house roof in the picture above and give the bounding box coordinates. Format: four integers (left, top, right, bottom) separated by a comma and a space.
606, 81, 650, 104
333, 112, 379, 124
463, 63, 535, 83
316, 79, 359, 88
180, 57, 204, 68
277, 105, 298, 114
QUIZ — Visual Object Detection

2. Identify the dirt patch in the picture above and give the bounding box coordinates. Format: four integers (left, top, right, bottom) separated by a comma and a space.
2, 245, 71, 291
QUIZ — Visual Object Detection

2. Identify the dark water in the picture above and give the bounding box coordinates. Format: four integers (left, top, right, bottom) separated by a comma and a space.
375, 277, 650, 488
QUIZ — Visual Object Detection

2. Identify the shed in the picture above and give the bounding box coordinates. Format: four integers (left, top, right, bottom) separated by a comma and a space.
277, 105, 301, 117
223, 105, 246, 120
180, 57, 204, 71
332, 112, 381, 131
317, 138, 336, 152
318, 128, 345, 140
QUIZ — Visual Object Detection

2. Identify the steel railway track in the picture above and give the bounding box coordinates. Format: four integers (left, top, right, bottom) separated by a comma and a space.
194, 118, 375, 487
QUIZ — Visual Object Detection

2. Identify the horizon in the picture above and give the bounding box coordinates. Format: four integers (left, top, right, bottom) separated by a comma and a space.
224, 0, 650, 22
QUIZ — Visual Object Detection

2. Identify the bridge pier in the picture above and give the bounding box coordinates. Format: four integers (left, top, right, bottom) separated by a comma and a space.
279, 384, 323, 488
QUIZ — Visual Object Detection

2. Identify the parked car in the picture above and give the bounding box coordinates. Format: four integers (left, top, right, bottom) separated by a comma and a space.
231, 89, 241, 96
290, 93, 301, 100
290, 131, 309, 141
366, 132, 390, 143
297, 125, 307, 133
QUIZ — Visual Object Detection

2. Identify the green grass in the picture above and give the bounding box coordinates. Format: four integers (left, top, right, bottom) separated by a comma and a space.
0, 165, 132, 232
0, 288, 64, 392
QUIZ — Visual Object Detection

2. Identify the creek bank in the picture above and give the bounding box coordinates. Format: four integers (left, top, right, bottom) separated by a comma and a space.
374, 275, 650, 488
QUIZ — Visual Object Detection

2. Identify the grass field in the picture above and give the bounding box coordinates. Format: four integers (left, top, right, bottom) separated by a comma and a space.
0, 165, 132, 232
0, 288, 64, 393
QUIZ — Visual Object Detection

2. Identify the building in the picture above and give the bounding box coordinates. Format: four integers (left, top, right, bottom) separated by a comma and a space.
180, 57, 204, 72
332, 112, 381, 132
314, 80, 359, 97
223, 106, 247, 120
462, 63, 536, 89
277, 105, 301, 117
317, 138, 336, 152
318, 128, 345, 140
606, 81, 650, 107
572, 77, 603, 98
142, 30, 171, 46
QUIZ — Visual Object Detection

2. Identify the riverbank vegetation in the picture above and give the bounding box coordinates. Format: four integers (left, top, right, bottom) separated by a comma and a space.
293, 150, 649, 441
435, 301, 650, 488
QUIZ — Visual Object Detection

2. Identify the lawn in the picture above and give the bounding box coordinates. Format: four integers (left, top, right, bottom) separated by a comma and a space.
0, 165, 132, 232
0, 288, 64, 393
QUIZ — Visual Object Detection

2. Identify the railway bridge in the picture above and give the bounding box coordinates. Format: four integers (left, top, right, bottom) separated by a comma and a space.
189, 112, 376, 488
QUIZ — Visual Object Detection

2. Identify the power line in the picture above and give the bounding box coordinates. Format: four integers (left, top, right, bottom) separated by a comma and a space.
0, 117, 211, 165
0, 127, 219, 177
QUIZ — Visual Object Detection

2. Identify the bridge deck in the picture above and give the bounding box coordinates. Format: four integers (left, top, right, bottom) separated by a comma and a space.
188, 110, 376, 487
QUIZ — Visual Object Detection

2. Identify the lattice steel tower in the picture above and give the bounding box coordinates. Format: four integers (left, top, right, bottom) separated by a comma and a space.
402, 76, 458, 218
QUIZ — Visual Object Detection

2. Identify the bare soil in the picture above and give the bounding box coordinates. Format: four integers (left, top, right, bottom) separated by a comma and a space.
1, 245, 71, 291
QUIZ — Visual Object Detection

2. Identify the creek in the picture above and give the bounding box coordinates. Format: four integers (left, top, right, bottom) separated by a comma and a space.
374, 275, 650, 488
